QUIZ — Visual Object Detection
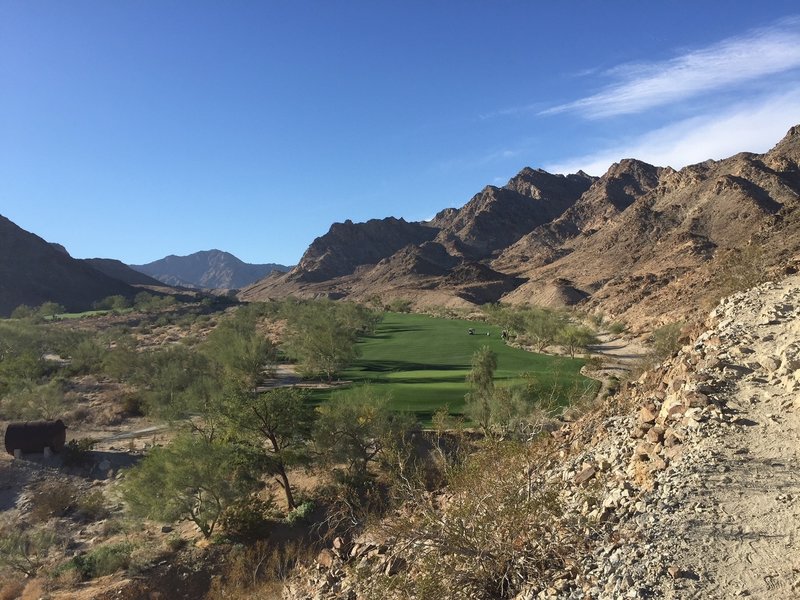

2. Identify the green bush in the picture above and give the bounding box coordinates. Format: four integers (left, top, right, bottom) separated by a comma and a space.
10, 305, 36, 320
0, 380, 66, 421
220, 497, 277, 539
284, 501, 314, 525
62, 438, 96, 467
68, 339, 104, 375
608, 322, 626, 335
68, 541, 134, 579
651, 321, 684, 362
120, 433, 262, 538
165, 534, 187, 552
388, 298, 412, 313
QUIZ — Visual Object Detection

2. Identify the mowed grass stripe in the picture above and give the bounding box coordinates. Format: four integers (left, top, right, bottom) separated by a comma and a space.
313, 312, 596, 423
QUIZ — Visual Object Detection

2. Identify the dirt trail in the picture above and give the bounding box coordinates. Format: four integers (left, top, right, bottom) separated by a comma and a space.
649, 276, 800, 598
580, 332, 648, 401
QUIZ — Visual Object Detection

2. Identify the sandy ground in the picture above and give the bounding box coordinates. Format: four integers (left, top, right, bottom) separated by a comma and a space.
653, 276, 800, 598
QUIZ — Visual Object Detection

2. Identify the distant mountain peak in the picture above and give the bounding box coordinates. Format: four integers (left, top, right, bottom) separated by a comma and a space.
131, 249, 290, 290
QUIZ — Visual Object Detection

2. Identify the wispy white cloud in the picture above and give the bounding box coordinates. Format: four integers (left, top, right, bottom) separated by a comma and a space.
543, 17, 800, 119
479, 102, 545, 120
544, 87, 800, 175
437, 147, 524, 172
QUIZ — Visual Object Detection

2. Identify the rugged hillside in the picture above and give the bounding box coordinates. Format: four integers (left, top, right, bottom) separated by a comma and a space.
432, 169, 595, 259
290, 217, 438, 283
502, 127, 800, 327
243, 126, 800, 329
493, 159, 663, 272
241, 169, 592, 306
83, 258, 165, 287
285, 273, 800, 600
0, 215, 135, 316
131, 250, 289, 290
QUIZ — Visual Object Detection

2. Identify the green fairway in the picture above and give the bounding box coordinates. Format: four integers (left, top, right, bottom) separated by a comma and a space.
314, 312, 596, 422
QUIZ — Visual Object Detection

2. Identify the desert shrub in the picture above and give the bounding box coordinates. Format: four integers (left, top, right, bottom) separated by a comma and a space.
67, 541, 133, 579
606, 375, 621, 396
133, 345, 216, 418
650, 321, 684, 362
126, 541, 165, 576
134, 292, 176, 312
165, 534, 187, 552
608, 321, 626, 335
0, 520, 59, 576
28, 481, 76, 523
712, 244, 768, 300
315, 472, 391, 540
73, 490, 110, 522
584, 355, 604, 370
120, 433, 262, 538
557, 324, 597, 359
203, 312, 277, 388
314, 386, 415, 477
62, 438, 96, 467
206, 540, 312, 600
10, 305, 36, 320
37, 302, 65, 319
0, 379, 67, 421
121, 391, 145, 416
68, 338, 104, 375
219, 386, 314, 510
101, 337, 139, 380
281, 299, 378, 380
284, 500, 314, 525
94, 295, 131, 311
380, 441, 590, 598
387, 298, 412, 313
220, 496, 277, 540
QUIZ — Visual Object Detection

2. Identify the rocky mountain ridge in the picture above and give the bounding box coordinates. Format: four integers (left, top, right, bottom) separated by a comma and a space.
0, 215, 136, 316
132, 249, 290, 290
243, 126, 800, 330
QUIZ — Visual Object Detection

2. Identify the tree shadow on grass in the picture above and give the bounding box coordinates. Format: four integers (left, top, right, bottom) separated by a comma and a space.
364, 325, 426, 340
352, 359, 466, 373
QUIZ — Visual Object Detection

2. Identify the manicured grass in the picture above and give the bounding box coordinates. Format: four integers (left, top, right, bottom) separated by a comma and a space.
48, 310, 110, 320
313, 312, 596, 422
48, 308, 134, 320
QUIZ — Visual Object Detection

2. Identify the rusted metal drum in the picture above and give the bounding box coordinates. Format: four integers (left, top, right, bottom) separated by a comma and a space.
4, 420, 67, 455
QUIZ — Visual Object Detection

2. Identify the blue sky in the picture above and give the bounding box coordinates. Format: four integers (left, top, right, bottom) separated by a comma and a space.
2, 1, 800, 266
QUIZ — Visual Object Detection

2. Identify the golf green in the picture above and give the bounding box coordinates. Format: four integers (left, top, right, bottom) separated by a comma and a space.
315, 312, 596, 422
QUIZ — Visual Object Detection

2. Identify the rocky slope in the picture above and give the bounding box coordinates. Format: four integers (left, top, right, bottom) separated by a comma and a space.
83, 258, 165, 287
131, 249, 289, 290
431, 169, 595, 260
243, 126, 800, 330
501, 130, 800, 327
241, 169, 594, 307
284, 273, 800, 600
0, 215, 135, 316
